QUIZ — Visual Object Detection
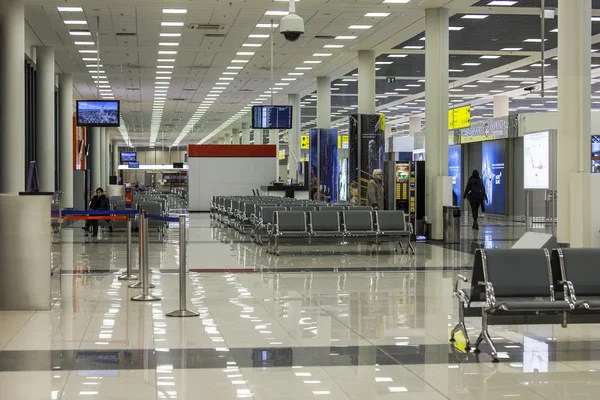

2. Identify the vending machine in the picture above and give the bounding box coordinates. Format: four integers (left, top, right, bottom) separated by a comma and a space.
385, 158, 426, 237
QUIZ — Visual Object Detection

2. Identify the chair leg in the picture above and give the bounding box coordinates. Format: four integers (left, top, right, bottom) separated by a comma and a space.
474, 312, 498, 361
397, 241, 403, 253
449, 303, 470, 350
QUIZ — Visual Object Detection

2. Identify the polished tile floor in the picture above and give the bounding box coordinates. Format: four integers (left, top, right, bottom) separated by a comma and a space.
2, 214, 597, 399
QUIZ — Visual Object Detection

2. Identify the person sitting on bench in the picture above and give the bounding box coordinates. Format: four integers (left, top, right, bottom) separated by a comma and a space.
83, 188, 110, 238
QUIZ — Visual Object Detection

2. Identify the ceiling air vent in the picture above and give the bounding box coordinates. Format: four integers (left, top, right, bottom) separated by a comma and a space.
315, 35, 336, 40
205, 33, 226, 38
188, 24, 222, 30
239, 89, 252, 92
182, 88, 196, 91
116, 32, 137, 37
168, 98, 188, 101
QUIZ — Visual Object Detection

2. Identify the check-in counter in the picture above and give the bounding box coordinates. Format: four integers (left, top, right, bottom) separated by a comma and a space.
261, 185, 310, 199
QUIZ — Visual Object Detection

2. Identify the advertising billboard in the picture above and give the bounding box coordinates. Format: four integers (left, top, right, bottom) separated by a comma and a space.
481, 140, 506, 215
524, 131, 550, 189
593, 135, 600, 173
448, 145, 462, 206
459, 117, 509, 144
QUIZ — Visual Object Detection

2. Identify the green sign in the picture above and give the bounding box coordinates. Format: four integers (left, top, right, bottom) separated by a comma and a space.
387, 77, 396, 83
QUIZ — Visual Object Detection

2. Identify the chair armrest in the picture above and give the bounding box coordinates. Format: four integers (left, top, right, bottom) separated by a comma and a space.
408, 222, 414, 235
453, 274, 469, 295
559, 280, 584, 308
478, 281, 498, 308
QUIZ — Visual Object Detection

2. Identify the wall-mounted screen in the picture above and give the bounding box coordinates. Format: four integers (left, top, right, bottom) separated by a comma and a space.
482, 140, 506, 215
120, 152, 137, 163
128, 161, 140, 168
592, 135, 600, 173
448, 145, 462, 206
252, 106, 292, 129
76, 100, 120, 127
524, 131, 550, 189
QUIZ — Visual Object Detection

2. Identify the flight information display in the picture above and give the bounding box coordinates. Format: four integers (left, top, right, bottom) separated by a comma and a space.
252, 106, 293, 129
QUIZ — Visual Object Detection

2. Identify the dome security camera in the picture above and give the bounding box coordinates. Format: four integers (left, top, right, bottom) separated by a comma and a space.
280, 0, 304, 42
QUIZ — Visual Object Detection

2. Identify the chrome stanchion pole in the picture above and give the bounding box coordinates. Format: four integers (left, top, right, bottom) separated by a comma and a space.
129, 210, 155, 289
132, 210, 161, 302
167, 216, 198, 317
119, 215, 138, 280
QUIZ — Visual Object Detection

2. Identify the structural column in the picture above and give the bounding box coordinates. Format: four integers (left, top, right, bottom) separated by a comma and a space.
316, 77, 331, 128
90, 127, 101, 191
232, 128, 240, 145
288, 93, 301, 174
409, 116, 422, 136
358, 50, 376, 114
0, 0, 25, 194
218, 136, 225, 144
224, 132, 231, 145
58, 73, 73, 207
241, 122, 251, 144
99, 128, 106, 189
425, 8, 451, 240
557, 0, 593, 246
493, 95, 509, 118
105, 131, 111, 183
35, 47, 55, 192
112, 140, 119, 179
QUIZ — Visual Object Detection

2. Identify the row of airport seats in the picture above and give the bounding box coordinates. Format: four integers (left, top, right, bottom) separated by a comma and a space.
107, 193, 172, 236
171, 187, 188, 207
451, 248, 600, 362
210, 196, 414, 255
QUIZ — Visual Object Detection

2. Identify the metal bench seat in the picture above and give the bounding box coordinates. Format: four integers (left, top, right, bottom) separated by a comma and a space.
269, 211, 310, 255
374, 210, 413, 254
553, 248, 600, 311
342, 210, 377, 238
309, 211, 343, 238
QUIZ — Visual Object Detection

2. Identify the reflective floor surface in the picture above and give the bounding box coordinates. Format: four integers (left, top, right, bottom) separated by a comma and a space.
3, 214, 595, 399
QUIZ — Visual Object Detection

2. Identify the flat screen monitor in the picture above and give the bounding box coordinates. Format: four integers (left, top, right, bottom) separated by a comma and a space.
128, 161, 140, 168
120, 152, 137, 163
252, 105, 292, 129
173, 162, 184, 169
76, 100, 120, 127
592, 135, 600, 173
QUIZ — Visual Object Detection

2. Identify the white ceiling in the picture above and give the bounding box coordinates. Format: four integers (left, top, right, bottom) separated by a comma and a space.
23, 0, 596, 147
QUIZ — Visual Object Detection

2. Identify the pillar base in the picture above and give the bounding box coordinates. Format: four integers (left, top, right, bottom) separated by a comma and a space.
428, 175, 453, 240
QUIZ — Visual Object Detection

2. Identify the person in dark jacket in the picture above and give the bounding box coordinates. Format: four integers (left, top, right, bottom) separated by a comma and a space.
84, 187, 110, 237
463, 170, 488, 230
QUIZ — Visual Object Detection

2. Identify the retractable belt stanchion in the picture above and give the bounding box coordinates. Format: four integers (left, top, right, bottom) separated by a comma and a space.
167, 215, 198, 317
129, 210, 155, 289
132, 210, 161, 301
119, 215, 138, 281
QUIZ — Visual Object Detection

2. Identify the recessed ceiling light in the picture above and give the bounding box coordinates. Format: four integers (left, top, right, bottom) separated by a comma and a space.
158, 59, 176, 62
219, 77, 235, 80
288, 72, 304, 75
304, 60, 321, 64
448, 26, 464, 31
161, 22, 184, 27
159, 42, 179, 46
462, 63, 481, 66
530, 63, 550, 67
502, 47, 522, 51
249, 34, 269, 38
488, 1, 517, 5
512, 69, 529, 72
227, 66, 243, 69
57, 6, 83, 12
265, 11, 289, 16
335, 36, 357, 40
242, 43, 262, 47
275, 83, 290, 86
64, 20, 87, 25
324, 44, 344, 48
157, 65, 174, 69
463, 85, 478, 88
236, 52, 255, 56
449, 69, 464, 72
231, 59, 249, 63
524, 38, 547, 42
521, 81, 537, 84
295, 67, 312, 70
494, 75, 511, 78
461, 14, 489, 19
74, 41, 95, 45
477, 80, 493, 83
403, 46, 423, 49
222, 72, 238, 75
505, 85, 520, 88
69, 31, 91, 36
215, 82, 230, 85
162, 9, 187, 13
156, 76, 172, 79
160, 33, 181, 37
256, 23, 279, 28
313, 53, 332, 57
79, 50, 97, 53
388, 54, 408, 58
406, 84, 421, 87
82, 57, 98, 61
333, 83, 348, 86
281, 78, 297, 81
383, 0, 410, 2
376, 61, 393, 65
349, 25, 372, 29
365, 12, 390, 17
480, 55, 501, 59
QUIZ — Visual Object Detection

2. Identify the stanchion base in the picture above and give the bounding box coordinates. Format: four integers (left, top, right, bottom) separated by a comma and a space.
166, 309, 199, 318
131, 294, 161, 302
118, 274, 138, 281
128, 282, 155, 289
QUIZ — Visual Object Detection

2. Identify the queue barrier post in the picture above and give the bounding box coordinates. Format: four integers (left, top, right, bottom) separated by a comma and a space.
131, 210, 161, 301
118, 215, 138, 281
167, 215, 198, 317
129, 209, 155, 289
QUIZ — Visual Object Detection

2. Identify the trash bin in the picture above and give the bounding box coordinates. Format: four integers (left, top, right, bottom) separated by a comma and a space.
443, 206, 461, 244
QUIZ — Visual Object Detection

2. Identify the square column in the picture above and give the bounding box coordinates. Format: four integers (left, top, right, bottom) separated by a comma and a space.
425, 8, 452, 240
558, 0, 593, 246
358, 50, 376, 114
35, 46, 55, 192
316, 77, 331, 129
58, 74, 73, 207
493, 96, 510, 118
241, 122, 251, 144
288, 93, 301, 173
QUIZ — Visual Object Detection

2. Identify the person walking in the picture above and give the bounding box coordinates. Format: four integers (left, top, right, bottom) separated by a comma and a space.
367, 169, 385, 210
463, 170, 488, 230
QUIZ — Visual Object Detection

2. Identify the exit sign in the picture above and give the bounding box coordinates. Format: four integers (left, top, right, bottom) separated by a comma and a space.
387, 77, 396, 83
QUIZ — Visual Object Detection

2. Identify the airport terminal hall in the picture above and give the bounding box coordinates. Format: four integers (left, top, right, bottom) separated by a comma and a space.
4, 0, 600, 399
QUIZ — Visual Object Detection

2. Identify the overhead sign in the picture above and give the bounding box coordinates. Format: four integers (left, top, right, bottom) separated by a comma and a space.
337, 135, 349, 149
387, 77, 396, 83
300, 135, 310, 149
459, 117, 509, 144
448, 105, 471, 130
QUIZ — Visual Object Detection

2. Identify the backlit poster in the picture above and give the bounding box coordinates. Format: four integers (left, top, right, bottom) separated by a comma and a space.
481, 140, 506, 215
448, 145, 462, 206
524, 131, 550, 189
593, 136, 600, 173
